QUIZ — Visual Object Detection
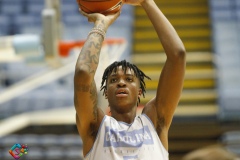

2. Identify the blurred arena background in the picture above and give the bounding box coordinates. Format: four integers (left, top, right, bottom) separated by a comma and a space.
0, 0, 240, 159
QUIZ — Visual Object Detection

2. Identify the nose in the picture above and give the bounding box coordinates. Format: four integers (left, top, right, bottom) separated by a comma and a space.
117, 79, 126, 87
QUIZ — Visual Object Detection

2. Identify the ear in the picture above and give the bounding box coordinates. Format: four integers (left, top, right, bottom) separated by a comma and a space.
138, 89, 142, 98
105, 91, 108, 99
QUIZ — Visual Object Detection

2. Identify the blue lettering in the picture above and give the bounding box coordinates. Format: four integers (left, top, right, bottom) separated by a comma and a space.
104, 126, 154, 148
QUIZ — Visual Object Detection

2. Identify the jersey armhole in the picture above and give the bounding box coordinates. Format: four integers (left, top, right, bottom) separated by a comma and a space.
84, 115, 108, 158
141, 113, 156, 130
141, 113, 169, 157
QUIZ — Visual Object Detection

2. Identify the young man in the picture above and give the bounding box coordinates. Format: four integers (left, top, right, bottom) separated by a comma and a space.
74, 0, 186, 159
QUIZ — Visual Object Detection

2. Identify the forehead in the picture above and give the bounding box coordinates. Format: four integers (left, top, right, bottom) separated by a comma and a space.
109, 66, 135, 76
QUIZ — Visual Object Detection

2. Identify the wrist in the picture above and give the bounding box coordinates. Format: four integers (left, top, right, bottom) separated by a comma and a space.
88, 27, 106, 39
140, 0, 154, 7
94, 22, 108, 33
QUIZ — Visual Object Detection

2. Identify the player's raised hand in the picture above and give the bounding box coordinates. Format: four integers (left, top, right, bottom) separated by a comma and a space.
79, 9, 120, 31
123, 0, 147, 6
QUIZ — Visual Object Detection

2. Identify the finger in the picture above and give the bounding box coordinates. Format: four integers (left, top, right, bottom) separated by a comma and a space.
106, 10, 121, 18
79, 9, 89, 17
112, 10, 121, 19
117, 10, 121, 17
88, 17, 94, 22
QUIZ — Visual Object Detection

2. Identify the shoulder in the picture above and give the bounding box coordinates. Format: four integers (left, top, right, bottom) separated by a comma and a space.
141, 101, 170, 150
141, 99, 158, 128
138, 114, 155, 127
76, 109, 106, 156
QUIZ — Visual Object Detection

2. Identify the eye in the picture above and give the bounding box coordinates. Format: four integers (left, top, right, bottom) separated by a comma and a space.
110, 78, 117, 83
126, 77, 133, 82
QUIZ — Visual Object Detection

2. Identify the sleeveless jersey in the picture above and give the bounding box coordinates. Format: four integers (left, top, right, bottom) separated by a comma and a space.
85, 114, 169, 160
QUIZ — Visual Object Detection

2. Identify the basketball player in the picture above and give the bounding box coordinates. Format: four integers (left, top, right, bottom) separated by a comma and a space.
74, 0, 186, 159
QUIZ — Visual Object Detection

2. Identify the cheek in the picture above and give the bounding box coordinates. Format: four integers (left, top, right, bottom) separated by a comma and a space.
106, 85, 114, 95
130, 85, 140, 96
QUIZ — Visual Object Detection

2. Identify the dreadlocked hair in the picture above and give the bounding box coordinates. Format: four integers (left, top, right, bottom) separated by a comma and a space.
100, 60, 151, 105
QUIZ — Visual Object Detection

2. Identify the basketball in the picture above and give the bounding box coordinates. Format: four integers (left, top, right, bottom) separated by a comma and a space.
76, 0, 123, 15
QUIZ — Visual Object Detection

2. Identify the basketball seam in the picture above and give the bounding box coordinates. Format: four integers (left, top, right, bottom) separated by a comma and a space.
78, 0, 122, 14
81, 0, 111, 1
101, 0, 122, 14
79, 4, 93, 13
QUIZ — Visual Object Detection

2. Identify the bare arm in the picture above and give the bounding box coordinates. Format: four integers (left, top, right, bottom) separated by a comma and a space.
131, 0, 186, 149
74, 11, 120, 156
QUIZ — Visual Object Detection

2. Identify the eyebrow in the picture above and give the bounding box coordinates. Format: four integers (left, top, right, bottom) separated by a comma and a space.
109, 73, 134, 77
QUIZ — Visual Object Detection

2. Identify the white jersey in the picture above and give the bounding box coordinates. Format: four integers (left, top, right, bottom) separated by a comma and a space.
85, 114, 169, 160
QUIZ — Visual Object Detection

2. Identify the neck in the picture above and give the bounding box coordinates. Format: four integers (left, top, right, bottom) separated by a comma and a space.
110, 108, 137, 124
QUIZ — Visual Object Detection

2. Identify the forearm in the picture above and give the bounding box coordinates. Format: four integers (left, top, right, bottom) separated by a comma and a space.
141, 0, 185, 57
75, 24, 105, 79
73, 24, 104, 127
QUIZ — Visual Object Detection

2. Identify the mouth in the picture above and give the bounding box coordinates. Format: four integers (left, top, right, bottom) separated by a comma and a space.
116, 89, 128, 97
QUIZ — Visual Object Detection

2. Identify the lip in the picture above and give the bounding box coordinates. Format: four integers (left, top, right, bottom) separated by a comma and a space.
116, 94, 128, 97
115, 89, 128, 97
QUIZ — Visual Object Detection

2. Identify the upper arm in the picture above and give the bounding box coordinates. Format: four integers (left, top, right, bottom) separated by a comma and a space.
143, 52, 186, 150
144, 52, 186, 130
74, 70, 104, 140
155, 52, 186, 127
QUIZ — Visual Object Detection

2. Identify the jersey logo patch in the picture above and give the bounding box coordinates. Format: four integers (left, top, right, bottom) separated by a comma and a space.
104, 126, 154, 147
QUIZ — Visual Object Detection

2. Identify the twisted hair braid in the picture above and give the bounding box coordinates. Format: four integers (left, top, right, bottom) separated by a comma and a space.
100, 60, 151, 105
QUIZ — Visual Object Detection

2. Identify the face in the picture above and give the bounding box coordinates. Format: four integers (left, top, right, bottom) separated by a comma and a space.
105, 66, 142, 113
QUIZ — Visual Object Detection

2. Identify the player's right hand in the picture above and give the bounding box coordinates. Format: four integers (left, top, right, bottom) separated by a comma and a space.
79, 9, 120, 32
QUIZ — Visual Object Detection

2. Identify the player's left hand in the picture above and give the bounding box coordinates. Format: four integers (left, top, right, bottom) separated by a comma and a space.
123, 0, 144, 6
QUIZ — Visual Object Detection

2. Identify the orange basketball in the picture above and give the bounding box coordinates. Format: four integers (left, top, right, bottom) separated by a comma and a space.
76, 0, 123, 15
